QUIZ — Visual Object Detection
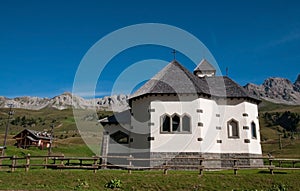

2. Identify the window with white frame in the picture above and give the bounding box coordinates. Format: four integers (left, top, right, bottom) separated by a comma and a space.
172, 114, 180, 132
251, 122, 257, 139
161, 115, 171, 132
227, 119, 239, 138
160, 113, 191, 133
182, 115, 191, 132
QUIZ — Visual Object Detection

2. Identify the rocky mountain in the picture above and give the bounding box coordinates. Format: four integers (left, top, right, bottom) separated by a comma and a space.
0, 92, 129, 111
244, 74, 300, 105
294, 74, 300, 92
1, 74, 299, 110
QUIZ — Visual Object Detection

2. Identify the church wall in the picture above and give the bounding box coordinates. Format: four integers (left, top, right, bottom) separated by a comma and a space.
149, 96, 223, 153
148, 96, 262, 155
218, 101, 262, 154
129, 95, 192, 155
102, 124, 131, 154
244, 101, 262, 154
150, 99, 199, 152
198, 98, 222, 153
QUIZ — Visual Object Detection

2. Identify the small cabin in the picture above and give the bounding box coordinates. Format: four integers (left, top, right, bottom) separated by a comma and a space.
13, 129, 52, 149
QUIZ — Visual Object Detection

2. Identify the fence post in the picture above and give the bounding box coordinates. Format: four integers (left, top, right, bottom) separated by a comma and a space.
128, 155, 132, 174
269, 158, 273, 166
11, 155, 16, 172
44, 156, 48, 169
60, 154, 64, 172
292, 161, 295, 168
269, 157, 274, 175
93, 156, 98, 173
233, 159, 238, 175
199, 158, 203, 176
25, 154, 30, 172
163, 159, 168, 175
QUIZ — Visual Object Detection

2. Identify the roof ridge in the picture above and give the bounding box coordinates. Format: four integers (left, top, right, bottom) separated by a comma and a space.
222, 76, 260, 100
171, 60, 210, 94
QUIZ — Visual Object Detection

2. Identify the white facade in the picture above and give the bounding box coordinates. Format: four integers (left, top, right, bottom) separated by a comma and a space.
146, 95, 261, 154
102, 95, 262, 156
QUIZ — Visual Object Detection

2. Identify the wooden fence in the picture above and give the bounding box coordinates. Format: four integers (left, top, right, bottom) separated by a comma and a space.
0, 155, 300, 175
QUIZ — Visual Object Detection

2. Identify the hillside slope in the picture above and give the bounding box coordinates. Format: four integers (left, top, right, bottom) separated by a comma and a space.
258, 100, 300, 157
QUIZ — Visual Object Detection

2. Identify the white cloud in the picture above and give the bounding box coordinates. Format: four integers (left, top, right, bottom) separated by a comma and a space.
262, 30, 300, 50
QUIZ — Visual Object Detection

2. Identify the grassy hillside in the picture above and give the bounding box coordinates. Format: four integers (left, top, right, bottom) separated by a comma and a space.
0, 108, 112, 156
259, 100, 300, 113
259, 100, 300, 158
0, 108, 76, 136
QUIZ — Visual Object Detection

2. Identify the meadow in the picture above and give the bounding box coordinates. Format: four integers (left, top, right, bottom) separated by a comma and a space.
0, 169, 299, 190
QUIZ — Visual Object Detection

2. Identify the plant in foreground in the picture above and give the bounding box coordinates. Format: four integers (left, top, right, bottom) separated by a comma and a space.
105, 179, 122, 189
74, 179, 89, 190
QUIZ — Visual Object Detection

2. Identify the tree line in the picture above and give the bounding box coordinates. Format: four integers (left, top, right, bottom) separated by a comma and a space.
263, 111, 300, 132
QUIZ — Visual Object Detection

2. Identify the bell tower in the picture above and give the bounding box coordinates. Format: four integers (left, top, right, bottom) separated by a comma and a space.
193, 59, 216, 77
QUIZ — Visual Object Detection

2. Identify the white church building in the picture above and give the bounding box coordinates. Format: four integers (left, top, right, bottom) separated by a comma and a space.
100, 59, 263, 168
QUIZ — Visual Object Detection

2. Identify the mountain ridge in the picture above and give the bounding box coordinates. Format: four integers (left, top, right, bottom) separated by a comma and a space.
0, 92, 129, 111
1, 74, 300, 110
244, 74, 300, 105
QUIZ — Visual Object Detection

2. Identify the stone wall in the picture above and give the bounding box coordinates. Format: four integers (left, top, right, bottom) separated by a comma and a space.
102, 152, 263, 169
150, 152, 263, 169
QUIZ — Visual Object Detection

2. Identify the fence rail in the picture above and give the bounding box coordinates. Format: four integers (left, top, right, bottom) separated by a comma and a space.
0, 154, 300, 175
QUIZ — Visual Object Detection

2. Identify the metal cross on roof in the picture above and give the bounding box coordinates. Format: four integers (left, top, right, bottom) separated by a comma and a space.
171, 49, 177, 60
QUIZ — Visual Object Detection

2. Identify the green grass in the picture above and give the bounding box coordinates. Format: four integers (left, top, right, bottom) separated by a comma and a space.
259, 100, 300, 113
3, 138, 95, 157
0, 108, 112, 136
0, 170, 298, 190
258, 100, 300, 158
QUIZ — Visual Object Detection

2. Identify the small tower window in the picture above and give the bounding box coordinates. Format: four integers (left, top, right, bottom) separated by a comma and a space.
251, 122, 257, 139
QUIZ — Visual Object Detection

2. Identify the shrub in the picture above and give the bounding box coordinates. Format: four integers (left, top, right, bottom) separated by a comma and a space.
105, 179, 122, 189
74, 179, 89, 190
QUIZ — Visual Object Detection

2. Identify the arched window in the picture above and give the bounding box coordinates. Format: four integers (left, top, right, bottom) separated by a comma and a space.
182, 115, 191, 132
160, 113, 191, 133
172, 114, 180, 132
227, 119, 239, 138
110, 131, 129, 144
251, 122, 257, 139
161, 115, 171, 132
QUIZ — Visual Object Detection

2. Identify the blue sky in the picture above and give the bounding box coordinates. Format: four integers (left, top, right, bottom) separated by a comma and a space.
0, 0, 299, 98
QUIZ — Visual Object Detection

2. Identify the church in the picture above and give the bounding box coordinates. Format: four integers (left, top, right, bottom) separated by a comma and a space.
100, 59, 263, 168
